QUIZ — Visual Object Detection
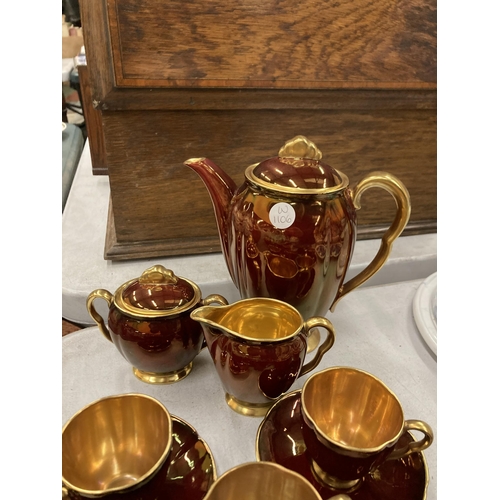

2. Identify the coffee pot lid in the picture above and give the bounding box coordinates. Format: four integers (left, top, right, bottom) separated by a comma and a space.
248, 136, 349, 194
114, 265, 200, 318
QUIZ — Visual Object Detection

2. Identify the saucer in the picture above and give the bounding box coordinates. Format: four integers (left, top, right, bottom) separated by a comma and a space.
67, 414, 216, 500
256, 390, 429, 500
413, 272, 437, 355
161, 415, 216, 499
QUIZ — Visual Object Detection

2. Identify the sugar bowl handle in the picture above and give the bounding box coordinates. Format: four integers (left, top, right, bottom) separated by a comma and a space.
299, 317, 336, 377
332, 171, 411, 310
386, 419, 434, 461
86, 289, 113, 342
201, 294, 229, 307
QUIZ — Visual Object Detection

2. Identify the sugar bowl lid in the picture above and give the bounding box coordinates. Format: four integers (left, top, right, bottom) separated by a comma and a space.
114, 265, 201, 318
247, 135, 349, 194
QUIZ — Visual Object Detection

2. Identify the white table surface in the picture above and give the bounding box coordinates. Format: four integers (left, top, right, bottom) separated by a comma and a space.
62, 278, 437, 500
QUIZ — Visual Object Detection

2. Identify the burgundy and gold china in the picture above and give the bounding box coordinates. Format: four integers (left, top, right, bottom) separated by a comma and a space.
87, 265, 228, 384
256, 390, 430, 500
185, 135, 411, 320
62, 393, 173, 498
190, 297, 335, 417
301, 367, 433, 491
63, 396, 216, 500
204, 461, 323, 500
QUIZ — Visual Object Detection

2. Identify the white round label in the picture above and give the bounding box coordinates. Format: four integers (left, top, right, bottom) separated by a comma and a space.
269, 202, 296, 229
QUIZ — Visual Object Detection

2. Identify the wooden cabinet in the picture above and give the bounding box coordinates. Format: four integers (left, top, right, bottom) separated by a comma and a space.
81, 0, 436, 261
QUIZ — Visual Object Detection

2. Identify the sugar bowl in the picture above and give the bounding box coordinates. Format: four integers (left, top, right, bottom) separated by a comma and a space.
87, 265, 227, 384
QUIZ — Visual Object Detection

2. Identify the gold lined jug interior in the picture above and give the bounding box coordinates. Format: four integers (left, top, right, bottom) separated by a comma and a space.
194, 298, 302, 341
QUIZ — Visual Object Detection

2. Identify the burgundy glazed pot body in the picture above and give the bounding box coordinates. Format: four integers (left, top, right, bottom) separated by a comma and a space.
184, 136, 411, 319
228, 183, 356, 320
87, 266, 227, 381
203, 324, 308, 404
107, 299, 206, 374
191, 298, 335, 415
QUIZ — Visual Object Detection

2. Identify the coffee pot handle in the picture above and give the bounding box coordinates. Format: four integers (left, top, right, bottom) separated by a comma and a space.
331, 171, 411, 311
299, 318, 336, 377
86, 289, 114, 342
386, 419, 434, 461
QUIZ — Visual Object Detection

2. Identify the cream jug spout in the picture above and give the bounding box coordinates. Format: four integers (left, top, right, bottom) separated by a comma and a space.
190, 303, 228, 328
184, 157, 238, 282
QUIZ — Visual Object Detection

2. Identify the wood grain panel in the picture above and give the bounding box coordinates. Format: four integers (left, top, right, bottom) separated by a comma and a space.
80, 0, 436, 260
78, 65, 108, 175
80, 0, 114, 104
107, 0, 436, 89
98, 88, 436, 112
101, 107, 435, 258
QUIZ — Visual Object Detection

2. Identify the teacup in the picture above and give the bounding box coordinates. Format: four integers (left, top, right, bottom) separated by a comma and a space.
62, 393, 172, 498
87, 265, 227, 384
204, 462, 323, 500
301, 366, 434, 490
191, 297, 335, 416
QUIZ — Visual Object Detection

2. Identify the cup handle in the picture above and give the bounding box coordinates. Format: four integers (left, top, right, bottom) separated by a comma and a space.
299, 317, 336, 377
201, 294, 229, 307
330, 172, 411, 311
86, 289, 113, 342
385, 419, 434, 461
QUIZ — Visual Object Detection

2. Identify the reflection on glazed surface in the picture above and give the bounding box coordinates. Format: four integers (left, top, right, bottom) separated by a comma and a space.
203, 324, 306, 403
185, 136, 411, 319
108, 306, 205, 374
66, 415, 216, 500
87, 266, 228, 383
256, 391, 428, 500
121, 281, 196, 311
192, 298, 335, 414
229, 192, 356, 319
300, 367, 433, 486
194, 298, 304, 341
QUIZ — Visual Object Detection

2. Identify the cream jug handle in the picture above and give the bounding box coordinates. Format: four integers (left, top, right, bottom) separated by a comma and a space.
331, 171, 411, 311
86, 289, 114, 342
198, 294, 229, 349
299, 318, 336, 377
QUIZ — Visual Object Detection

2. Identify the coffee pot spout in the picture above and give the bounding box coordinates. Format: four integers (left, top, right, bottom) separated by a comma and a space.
184, 157, 238, 282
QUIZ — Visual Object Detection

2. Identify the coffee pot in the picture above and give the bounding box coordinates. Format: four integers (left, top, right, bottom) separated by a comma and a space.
185, 136, 410, 319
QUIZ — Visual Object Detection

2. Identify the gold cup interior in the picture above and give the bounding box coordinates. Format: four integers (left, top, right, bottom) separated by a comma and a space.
206, 462, 321, 500
302, 367, 404, 450
62, 394, 172, 495
196, 298, 302, 341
